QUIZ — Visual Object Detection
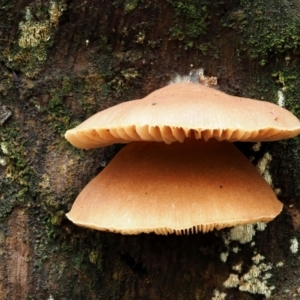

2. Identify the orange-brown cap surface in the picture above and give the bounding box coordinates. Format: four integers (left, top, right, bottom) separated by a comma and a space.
66, 139, 283, 235
65, 83, 300, 148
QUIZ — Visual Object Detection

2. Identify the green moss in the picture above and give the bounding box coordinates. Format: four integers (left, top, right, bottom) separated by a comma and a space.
168, 0, 210, 50
124, 0, 139, 14
0, 126, 37, 221
46, 72, 112, 137
273, 67, 300, 117
222, 2, 300, 199
240, 62, 300, 198
2, 1, 300, 298
222, 0, 300, 66
272, 138, 300, 198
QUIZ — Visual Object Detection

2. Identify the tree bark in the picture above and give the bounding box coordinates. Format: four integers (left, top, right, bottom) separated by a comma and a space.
0, 1, 300, 299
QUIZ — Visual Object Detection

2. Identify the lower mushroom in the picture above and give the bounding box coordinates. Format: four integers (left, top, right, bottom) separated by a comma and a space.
66, 139, 282, 235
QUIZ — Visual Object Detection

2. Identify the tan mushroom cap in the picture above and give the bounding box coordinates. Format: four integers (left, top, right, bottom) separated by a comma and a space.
65, 83, 300, 149
66, 139, 283, 235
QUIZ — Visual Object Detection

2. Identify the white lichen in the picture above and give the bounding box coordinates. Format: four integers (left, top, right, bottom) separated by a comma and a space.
19, 17, 51, 48
222, 235, 230, 246
274, 188, 282, 196
256, 152, 272, 175
262, 170, 273, 186
263, 273, 272, 280
220, 222, 265, 270
0, 157, 6, 166
232, 263, 243, 273
25, 7, 33, 21
252, 142, 261, 152
242, 265, 261, 280
49, 1, 66, 25
223, 274, 240, 288
100, 160, 108, 168
239, 280, 273, 298
1, 142, 9, 155
229, 224, 256, 244
256, 222, 267, 231
276, 261, 284, 267
220, 252, 228, 263
223, 261, 274, 298
259, 263, 273, 272
221, 221, 275, 298
290, 238, 298, 253
211, 289, 226, 300
231, 246, 240, 253
18, 2, 65, 49
252, 254, 265, 264
277, 90, 285, 107
256, 152, 273, 186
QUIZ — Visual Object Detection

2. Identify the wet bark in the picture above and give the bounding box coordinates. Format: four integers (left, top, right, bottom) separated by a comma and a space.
0, 1, 300, 299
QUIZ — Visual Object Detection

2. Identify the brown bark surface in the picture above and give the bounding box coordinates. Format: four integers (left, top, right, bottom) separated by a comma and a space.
1, 1, 300, 299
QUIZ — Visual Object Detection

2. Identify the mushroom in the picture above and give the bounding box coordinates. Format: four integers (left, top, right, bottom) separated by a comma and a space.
65, 82, 300, 234
66, 139, 283, 235
65, 82, 300, 149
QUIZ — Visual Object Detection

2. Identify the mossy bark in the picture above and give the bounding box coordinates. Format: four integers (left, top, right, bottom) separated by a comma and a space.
0, 1, 300, 299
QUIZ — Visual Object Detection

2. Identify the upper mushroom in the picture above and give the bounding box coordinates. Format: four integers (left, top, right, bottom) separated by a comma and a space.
65, 82, 300, 149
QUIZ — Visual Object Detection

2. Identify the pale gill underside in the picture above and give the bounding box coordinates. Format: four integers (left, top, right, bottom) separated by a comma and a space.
66, 124, 297, 149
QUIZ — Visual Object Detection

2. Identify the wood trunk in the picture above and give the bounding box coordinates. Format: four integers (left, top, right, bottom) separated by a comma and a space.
0, 1, 300, 299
